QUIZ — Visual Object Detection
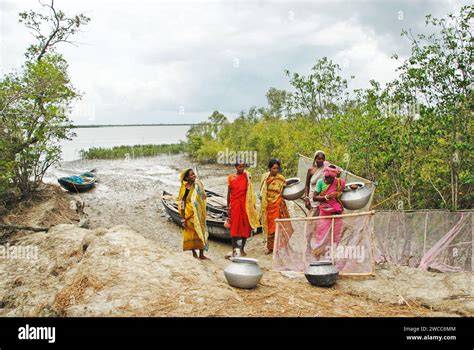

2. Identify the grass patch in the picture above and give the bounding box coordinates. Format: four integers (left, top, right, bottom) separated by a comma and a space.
79, 143, 187, 160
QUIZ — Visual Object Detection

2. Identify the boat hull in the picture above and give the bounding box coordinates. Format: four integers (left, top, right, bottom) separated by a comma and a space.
58, 171, 96, 193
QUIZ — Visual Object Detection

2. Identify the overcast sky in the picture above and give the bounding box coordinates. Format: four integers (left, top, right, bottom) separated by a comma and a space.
0, 0, 470, 124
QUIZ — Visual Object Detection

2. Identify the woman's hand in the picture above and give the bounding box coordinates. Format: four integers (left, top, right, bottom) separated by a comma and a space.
304, 197, 311, 210
327, 192, 340, 199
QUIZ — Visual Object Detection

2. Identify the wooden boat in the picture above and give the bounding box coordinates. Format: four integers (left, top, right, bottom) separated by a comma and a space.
205, 189, 228, 215
58, 170, 96, 193
161, 190, 231, 240
204, 189, 262, 234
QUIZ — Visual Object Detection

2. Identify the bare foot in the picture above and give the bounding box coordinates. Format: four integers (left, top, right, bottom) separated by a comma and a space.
199, 255, 211, 260
240, 251, 247, 257
265, 250, 273, 255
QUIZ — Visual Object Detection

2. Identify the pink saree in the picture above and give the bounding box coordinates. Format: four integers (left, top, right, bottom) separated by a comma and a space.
310, 177, 345, 257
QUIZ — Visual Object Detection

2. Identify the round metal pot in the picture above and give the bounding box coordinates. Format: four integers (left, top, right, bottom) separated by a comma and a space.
340, 182, 372, 210
304, 261, 339, 287
224, 257, 263, 289
282, 177, 305, 201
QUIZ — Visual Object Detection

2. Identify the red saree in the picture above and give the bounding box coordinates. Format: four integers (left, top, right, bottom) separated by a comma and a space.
228, 173, 251, 238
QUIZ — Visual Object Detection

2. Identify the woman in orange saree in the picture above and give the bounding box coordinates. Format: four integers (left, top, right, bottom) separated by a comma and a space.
259, 159, 292, 254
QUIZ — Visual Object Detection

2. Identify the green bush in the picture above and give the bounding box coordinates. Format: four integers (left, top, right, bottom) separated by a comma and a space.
80, 143, 187, 160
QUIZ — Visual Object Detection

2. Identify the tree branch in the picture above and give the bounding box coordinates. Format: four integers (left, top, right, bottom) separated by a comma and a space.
0, 223, 49, 232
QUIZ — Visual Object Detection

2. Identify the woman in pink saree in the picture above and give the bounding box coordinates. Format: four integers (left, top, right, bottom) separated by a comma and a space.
310, 163, 345, 259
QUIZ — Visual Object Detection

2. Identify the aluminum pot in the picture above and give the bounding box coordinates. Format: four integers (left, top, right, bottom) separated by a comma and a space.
224, 257, 263, 289
340, 182, 372, 210
282, 177, 305, 201
304, 261, 339, 287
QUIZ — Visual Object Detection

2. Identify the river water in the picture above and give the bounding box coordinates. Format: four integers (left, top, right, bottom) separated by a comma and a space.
45, 154, 233, 250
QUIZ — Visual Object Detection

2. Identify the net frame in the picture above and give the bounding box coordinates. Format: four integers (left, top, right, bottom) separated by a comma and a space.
274, 211, 376, 276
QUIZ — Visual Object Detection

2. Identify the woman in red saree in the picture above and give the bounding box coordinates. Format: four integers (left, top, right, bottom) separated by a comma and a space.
226, 160, 258, 257
310, 163, 345, 259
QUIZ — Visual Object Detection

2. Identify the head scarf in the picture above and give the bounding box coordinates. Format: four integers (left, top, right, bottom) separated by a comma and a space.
313, 150, 326, 165
323, 161, 338, 178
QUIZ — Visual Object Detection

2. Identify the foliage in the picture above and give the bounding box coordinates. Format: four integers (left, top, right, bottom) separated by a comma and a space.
0, 1, 90, 200
285, 57, 352, 121
186, 6, 473, 210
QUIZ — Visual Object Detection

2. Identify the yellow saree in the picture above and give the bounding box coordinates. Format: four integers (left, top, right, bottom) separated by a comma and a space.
178, 171, 209, 251
244, 171, 259, 230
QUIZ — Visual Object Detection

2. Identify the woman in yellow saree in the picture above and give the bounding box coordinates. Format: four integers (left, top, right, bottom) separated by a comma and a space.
259, 159, 293, 254
178, 168, 210, 260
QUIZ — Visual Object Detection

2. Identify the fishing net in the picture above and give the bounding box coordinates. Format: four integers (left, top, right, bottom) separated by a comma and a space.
273, 212, 375, 275
273, 208, 472, 274
374, 210, 473, 272
295, 154, 473, 273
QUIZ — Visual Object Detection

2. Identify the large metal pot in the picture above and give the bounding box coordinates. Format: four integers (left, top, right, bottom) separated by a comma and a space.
340, 182, 372, 210
282, 177, 305, 201
224, 257, 263, 289
304, 261, 339, 287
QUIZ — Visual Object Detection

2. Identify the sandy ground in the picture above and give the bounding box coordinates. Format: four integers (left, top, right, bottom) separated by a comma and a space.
0, 154, 472, 317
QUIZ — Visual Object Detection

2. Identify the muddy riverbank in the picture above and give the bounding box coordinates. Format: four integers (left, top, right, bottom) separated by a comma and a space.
0, 154, 472, 317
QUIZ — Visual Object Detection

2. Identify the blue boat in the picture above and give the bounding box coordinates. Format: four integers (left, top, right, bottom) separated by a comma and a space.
58, 170, 96, 193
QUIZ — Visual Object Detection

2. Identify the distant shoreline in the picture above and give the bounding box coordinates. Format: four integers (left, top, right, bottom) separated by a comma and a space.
71, 124, 196, 128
